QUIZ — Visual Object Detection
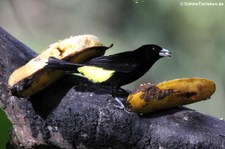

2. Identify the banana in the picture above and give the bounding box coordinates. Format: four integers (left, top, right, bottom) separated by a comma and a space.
8, 35, 112, 97
127, 78, 216, 114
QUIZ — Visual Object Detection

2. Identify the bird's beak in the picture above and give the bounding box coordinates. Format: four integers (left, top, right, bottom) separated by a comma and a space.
159, 49, 171, 57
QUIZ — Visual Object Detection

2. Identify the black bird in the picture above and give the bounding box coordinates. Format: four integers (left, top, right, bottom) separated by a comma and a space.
46, 44, 171, 109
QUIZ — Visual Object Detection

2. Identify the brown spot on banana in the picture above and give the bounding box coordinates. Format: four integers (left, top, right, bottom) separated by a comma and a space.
132, 84, 174, 101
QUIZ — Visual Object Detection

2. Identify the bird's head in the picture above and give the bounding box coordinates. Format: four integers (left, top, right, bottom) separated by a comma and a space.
137, 44, 171, 61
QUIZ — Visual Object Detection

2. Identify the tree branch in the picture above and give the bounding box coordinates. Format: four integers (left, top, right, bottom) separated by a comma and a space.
1, 27, 225, 149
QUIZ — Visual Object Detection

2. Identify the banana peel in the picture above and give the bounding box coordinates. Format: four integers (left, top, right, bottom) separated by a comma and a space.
127, 78, 216, 114
8, 35, 112, 97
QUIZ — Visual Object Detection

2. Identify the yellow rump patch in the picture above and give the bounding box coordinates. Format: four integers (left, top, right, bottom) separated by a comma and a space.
77, 66, 115, 83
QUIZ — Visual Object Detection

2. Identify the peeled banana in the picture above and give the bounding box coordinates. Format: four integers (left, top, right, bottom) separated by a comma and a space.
127, 78, 216, 114
8, 35, 112, 97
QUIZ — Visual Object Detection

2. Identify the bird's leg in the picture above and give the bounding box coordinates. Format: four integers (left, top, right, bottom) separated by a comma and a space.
112, 87, 132, 114
113, 97, 125, 110
112, 87, 125, 110
117, 88, 130, 97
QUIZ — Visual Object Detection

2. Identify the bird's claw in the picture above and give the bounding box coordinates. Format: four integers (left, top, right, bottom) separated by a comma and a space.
113, 97, 132, 114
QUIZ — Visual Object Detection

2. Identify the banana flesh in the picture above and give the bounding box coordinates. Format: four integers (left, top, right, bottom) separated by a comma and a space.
8, 35, 111, 97
127, 78, 216, 114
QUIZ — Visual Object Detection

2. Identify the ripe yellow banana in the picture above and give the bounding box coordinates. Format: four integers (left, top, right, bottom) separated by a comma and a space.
8, 35, 112, 97
127, 78, 216, 114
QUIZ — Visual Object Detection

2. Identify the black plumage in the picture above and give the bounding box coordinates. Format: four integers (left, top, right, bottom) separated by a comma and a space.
46, 44, 171, 97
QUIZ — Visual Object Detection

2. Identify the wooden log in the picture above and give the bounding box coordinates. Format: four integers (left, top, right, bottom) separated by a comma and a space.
0, 27, 225, 149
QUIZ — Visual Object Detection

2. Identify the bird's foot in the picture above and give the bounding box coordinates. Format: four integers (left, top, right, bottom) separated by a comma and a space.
113, 97, 132, 114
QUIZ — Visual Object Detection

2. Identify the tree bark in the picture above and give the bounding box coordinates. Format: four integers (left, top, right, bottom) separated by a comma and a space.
0, 27, 225, 149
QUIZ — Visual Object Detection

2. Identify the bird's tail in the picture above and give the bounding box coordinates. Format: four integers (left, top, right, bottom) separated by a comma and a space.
46, 57, 82, 72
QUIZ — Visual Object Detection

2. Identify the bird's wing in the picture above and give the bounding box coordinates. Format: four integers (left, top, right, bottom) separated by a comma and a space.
85, 51, 140, 73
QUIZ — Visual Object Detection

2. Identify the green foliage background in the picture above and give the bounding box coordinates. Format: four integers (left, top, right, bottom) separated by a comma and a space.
0, 0, 225, 148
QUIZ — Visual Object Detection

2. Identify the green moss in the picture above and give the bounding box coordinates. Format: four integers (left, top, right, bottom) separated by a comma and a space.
0, 109, 12, 149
